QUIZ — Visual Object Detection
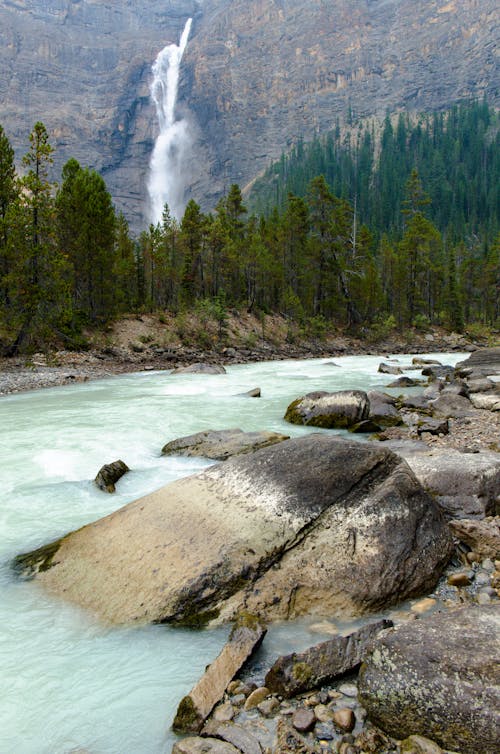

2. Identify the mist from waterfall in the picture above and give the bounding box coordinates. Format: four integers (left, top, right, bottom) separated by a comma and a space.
147, 18, 192, 224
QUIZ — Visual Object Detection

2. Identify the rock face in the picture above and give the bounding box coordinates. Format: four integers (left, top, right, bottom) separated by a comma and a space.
14, 435, 453, 626
358, 605, 500, 754
1, 1, 497, 229
284, 390, 369, 428
161, 428, 289, 460
456, 347, 500, 377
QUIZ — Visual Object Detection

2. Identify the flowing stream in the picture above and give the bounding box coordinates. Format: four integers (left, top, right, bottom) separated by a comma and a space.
147, 18, 193, 224
0, 352, 466, 753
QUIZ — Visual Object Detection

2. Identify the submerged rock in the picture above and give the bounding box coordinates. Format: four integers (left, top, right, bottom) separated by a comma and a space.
265, 619, 392, 698
284, 390, 369, 429
171, 363, 227, 375
161, 428, 289, 461
358, 605, 500, 754
13, 436, 452, 626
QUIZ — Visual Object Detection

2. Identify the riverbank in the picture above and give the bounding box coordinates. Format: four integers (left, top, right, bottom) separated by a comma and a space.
0, 311, 487, 397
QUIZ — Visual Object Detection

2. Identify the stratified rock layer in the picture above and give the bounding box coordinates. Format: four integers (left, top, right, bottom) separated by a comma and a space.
14, 435, 452, 625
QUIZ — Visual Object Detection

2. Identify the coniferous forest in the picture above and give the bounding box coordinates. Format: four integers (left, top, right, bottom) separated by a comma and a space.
0, 101, 498, 355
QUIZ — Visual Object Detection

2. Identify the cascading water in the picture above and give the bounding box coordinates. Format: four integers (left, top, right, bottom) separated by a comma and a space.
147, 18, 193, 224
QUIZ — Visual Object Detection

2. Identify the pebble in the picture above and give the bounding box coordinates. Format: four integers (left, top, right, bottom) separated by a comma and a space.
477, 591, 491, 605
314, 704, 334, 722
332, 708, 356, 732
482, 558, 495, 572
213, 701, 235, 722
337, 683, 357, 698
230, 693, 246, 707
244, 687, 269, 710
292, 707, 316, 733
447, 572, 471, 587
257, 697, 279, 717
401, 733, 444, 753
411, 597, 437, 614
315, 722, 335, 740
475, 572, 491, 586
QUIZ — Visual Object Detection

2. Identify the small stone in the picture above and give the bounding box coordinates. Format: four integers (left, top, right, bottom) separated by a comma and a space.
315, 723, 335, 741
244, 686, 269, 710
337, 683, 358, 698
314, 704, 334, 723
482, 558, 495, 572
213, 702, 235, 722
332, 708, 356, 732
411, 597, 437, 614
292, 707, 316, 733
226, 681, 240, 695
230, 694, 246, 707
476, 592, 490, 605
467, 551, 481, 563
257, 697, 279, 717
328, 690, 342, 701
475, 572, 491, 586
447, 572, 471, 587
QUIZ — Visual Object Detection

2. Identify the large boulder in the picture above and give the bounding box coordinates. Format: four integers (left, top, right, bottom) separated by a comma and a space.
284, 390, 369, 429
94, 460, 129, 493
386, 443, 500, 519
161, 428, 289, 461
455, 347, 500, 378
13, 436, 452, 626
358, 605, 500, 754
367, 391, 403, 428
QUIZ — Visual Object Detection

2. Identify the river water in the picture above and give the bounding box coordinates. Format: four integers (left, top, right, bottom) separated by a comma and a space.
0, 353, 465, 753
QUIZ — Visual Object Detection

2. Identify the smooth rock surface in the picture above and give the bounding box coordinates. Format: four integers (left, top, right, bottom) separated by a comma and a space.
161, 428, 289, 460
14, 436, 452, 625
358, 605, 500, 754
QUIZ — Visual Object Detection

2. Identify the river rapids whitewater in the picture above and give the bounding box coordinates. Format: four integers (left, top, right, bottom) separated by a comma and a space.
0, 353, 466, 753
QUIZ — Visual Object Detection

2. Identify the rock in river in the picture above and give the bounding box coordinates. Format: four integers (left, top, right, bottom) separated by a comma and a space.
284, 390, 369, 429
358, 605, 500, 754
13, 435, 452, 626
161, 428, 289, 461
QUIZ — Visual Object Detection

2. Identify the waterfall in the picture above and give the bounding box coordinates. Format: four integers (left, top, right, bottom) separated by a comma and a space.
147, 17, 192, 224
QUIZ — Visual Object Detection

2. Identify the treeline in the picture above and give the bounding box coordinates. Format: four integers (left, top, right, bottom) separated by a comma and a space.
0, 114, 499, 355
249, 100, 499, 245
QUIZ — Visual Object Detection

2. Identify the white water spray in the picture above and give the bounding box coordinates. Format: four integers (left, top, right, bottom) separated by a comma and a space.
147, 18, 192, 224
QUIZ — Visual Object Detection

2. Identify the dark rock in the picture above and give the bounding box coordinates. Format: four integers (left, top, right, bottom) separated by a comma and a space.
239, 388, 261, 398
367, 391, 402, 428
265, 620, 393, 697
421, 365, 455, 381
173, 613, 266, 733
386, 376, 422, 388
358, 605, 500, 754
349, 419, 382, 433
171, 363, 227, 375
399, 395, 431, 411
429, 393, 473, 418
15, 436, 453, 625
94, 460, 129, 493
292, 708, 316, 733
315, 723, 334, 740
284, 390, 369, 429
415, 417, 449, 436
161, 428, 289, 460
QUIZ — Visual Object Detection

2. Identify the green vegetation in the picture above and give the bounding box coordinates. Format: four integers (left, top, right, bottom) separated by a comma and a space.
0, 101, 498, 354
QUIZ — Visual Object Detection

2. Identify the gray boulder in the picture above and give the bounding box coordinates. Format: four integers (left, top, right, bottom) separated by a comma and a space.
13, 436, 452, 626
429, 393, 473, 418
470, 393, 500, 411
386, 444, 500, 519
358, 605, 500, 754
386, 376, 422, 388
161, 429, 289, 461
367, 391, 402, 427
284, 390, 369, 428
378, 362, 403, 375
171, 363, 227, 375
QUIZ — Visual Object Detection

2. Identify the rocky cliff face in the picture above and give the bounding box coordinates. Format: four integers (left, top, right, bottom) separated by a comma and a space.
0, 0, 497, 231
